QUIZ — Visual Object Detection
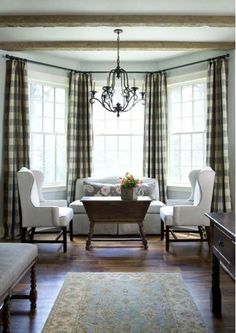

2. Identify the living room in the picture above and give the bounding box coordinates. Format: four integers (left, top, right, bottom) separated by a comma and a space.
0, 1, 235, 332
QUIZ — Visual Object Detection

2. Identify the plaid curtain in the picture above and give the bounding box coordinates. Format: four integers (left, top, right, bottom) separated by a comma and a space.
206, 58, 232, 212
66, 72, 93, 203
143, 72, 168, 203
3, 59, 30, 239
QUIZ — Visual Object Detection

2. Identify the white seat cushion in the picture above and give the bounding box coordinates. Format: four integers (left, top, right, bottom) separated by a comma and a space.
147, 200, 166, 214
160, 206, 174, 226
59, 207, 73, 226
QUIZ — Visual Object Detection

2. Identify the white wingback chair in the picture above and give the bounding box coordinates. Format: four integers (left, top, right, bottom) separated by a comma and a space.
17, 167, 73, 252
160, 167, 215, 251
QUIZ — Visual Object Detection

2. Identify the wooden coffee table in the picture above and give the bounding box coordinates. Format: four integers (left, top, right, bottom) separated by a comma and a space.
81, 196, 152, 250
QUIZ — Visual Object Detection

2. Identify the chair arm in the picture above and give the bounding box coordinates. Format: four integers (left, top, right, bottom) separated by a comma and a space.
40, 200, 67, 207
173, 205, 210, 226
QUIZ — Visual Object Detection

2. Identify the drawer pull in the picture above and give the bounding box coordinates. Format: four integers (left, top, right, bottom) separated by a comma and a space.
218, 240, 224, 247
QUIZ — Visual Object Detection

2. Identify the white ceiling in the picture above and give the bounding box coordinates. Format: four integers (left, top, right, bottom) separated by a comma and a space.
0, 0, 234, 63
0, 0, 234, 15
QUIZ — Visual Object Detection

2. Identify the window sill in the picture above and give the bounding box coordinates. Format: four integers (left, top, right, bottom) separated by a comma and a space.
42, 186, 66, 193
167, 184, 191, 192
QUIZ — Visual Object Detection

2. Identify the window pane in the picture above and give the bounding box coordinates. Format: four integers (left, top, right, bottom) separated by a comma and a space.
182, 117, 192, 132
55, 119, 65, 133
131, 120, 144, 134
192, 133, 204, 150
56, 136, 66, 183
193, 150, 204, 166
170, 87, 181, 103
194, 100, 204, 117
44, 102, 54, 118
194, 116, 205, 131
55, 88, 65, 103
131, 136, 143, 151
168, 79, 206, 185
31, 84, 42, 99
194, 83, 205, 100
44, 117, 54, 133
30, 134, 43, 170
117, 120, 130, 134
44, 135, 55, 184
105, 120, 118, 134
182, 101, 192, 118
182, 85, 192, 101
171, 118, 181, 133
94, 120, 105, 134
44, 86, 54, 102
171, 103, 181, 118
92, 86, 144, 178
55, 103, 65, 119
181, 134, 191, 150
106, 136, 117, 150
119, 136, 130, 150
29, 81, 67, 187
170, 135, 180, 151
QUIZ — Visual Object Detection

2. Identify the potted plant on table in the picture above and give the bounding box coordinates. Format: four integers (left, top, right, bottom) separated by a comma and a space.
120, 172, 143, 201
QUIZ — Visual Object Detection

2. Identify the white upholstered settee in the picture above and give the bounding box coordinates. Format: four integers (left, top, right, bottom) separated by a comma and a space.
69, 176, 165, 235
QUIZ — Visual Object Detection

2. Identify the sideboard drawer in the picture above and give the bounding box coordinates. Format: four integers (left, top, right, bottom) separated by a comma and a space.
212, 224, 235, 277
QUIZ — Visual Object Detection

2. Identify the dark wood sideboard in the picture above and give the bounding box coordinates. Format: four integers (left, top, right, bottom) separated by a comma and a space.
205, 212, 235, 318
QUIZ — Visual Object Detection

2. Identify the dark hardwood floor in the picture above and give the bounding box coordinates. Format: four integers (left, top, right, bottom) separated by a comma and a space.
2, 236, 235, 333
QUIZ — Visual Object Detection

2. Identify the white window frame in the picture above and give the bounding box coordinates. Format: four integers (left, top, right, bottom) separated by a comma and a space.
28, 71, 68, 189
167, 72, 207, 187
92, 80, 145, 178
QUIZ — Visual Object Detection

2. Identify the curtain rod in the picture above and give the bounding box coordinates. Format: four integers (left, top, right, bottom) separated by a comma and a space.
5, 53, 230, 75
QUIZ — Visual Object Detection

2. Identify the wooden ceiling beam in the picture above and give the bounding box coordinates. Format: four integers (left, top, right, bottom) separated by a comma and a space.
0, 41, 234, 51
0, 15, 234, 28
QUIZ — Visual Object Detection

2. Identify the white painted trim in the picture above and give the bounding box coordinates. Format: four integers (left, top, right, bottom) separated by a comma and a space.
42, 186, 66, 193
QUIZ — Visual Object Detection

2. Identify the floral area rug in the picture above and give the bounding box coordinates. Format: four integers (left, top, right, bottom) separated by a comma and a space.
42, 272, 207, 333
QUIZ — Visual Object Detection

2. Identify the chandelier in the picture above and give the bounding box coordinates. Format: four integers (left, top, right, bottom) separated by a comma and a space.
90, 29, 145, 117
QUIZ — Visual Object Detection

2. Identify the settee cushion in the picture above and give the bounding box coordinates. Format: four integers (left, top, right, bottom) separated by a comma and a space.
75, 177, 160, 201
83, 181, 121, 197
138, 182, 156, 200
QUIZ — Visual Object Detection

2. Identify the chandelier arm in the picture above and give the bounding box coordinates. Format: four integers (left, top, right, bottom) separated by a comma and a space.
91, 96, 117, 113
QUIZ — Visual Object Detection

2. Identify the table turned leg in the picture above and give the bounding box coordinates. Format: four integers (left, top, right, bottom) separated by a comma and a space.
3, 295, 10, 333
211, 253, 222, 317
86, 221, 95, 250
138, 222, 148, 249
30, 264, 37, 310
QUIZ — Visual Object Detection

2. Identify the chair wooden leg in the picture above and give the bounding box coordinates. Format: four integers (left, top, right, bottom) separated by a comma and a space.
160, 220, 164, 240
21, 227, 27, 242
62, 227, 67, 253
3, 295, 10, 333
69, 220, 73, 241
166, 225, 170, 251
198, 226, 204, 240
30, 227, 35, 241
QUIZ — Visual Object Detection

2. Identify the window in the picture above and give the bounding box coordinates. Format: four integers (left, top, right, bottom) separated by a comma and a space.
92, 85, 144, 178
168, 76, 207, 185
29, 74, 68, 187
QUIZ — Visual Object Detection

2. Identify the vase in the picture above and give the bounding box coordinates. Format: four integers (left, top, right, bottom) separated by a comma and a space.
121, 186, 138, 201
